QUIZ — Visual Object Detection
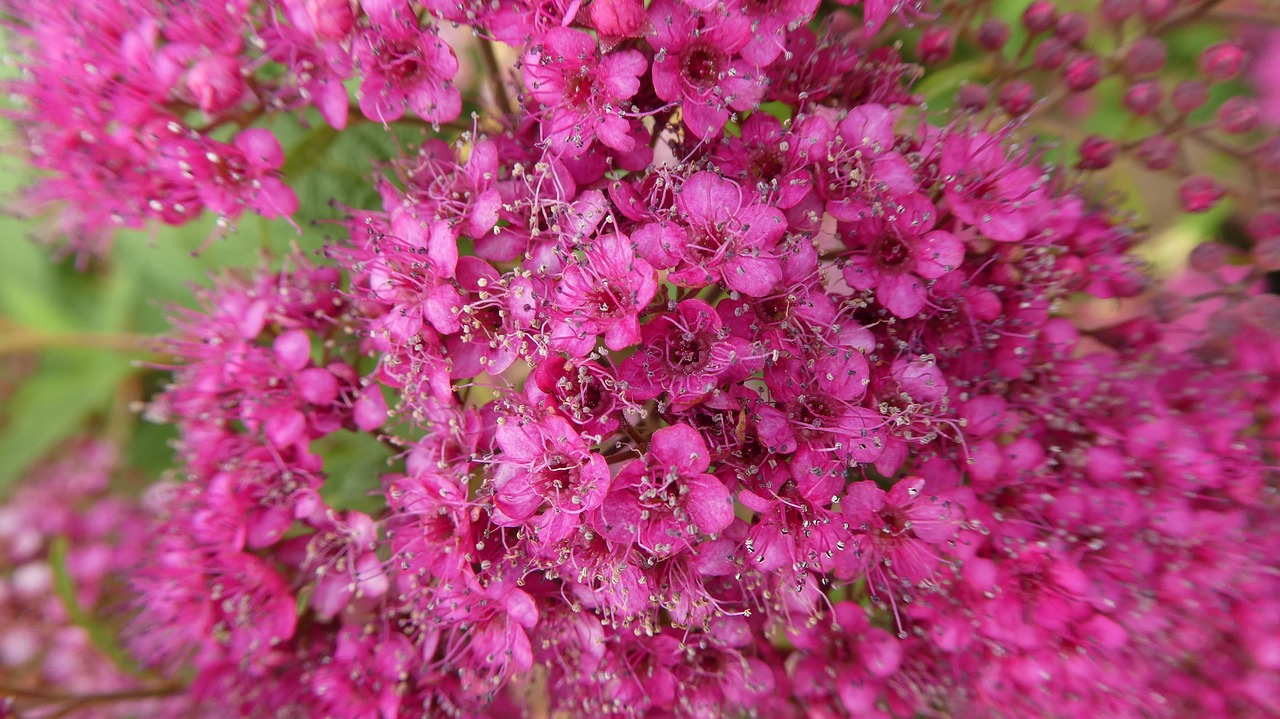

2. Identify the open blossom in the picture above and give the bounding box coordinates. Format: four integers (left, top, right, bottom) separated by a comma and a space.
648, 0, 766, 138
667, 171, 789, 296
619, 298, 756, 410
598, 424, 734, 557
355, 16, 460, 124
548, 231, 658, 356
524, 27, 647, 155
841, 193, 965, 318
490, 415, 611, 545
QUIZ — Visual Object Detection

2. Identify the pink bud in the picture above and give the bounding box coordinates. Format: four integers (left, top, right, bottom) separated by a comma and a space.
917, 27, 955, 64
998, 80, 1036, 115
1170, 80, 1208, 114
1077, 135, 1117, 170
1122, 37, 1166, 76
1178, 176, 1225, 213
1063, 54, 1102, 92
1217, 97, 1260, 134
274, 330, 312, 371
234, 128, 286, 170
1188, 242, 1229, 273
1022, 1, 1057, 33
1141, 0, 1173, 21
353, 386, 388, 431
304, 0, 355, 40
1100, 0, 1140, 23
186, 55, 245, 115
297, 367, 340, 405
1135, 135, 1177, 170
1200, 41, 1246, 80
1033, 37, 1069, 71
1260, 136, 1280, 174
956, 83, 990, 112
1054, 12, 1088, 45
1123, 80, 1162, 115
976, 19, 1009, 51
590, 0, 647, 38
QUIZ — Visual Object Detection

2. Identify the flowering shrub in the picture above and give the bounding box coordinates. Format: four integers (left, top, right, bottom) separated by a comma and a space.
1, 0, 1279, 718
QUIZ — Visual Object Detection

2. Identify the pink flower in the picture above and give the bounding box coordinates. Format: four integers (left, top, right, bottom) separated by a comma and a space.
598, 424, 734, 557
524, 27, 646, 156
813, 104, 918, 222
490, 415, 611, 545
840, 477, 961, 589
840, 193, 965, 318
647, 0, 765, 138
667, 171, 788, 297
548, 232, 658, 356
939, 129, 1047, 242
354, 20, 460, 124
618, 299, 756, 411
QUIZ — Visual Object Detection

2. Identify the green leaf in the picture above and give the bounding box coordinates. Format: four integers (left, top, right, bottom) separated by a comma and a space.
0, 349, 135, 493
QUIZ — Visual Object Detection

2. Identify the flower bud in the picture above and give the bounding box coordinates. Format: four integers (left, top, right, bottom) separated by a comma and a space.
1178, 176, 1225, 213
1260, 136, 1280, 174
1100, 0, 1140, 23
1217, 97, 1260, 134
1249, 211, 1280, 242
976, 18, 1010, 51
1063, 54, 1102, 92
1200, 42, 1246, 81
1171, 80, 1208, 114
1252, 234, 1280, 273
956, 83, 991, 112
917, 27, 955, 64
305, 0, 356, 40
1141, 0, 1173, 21
1188, 241, 1229, 273
187, 55, 246, 115
1124, 80, 1162, 115
590, 0, 647, 38
1022, 1, 1057, 33
1077, 135, 1118, 170
1135, 135, 1177, 170
998, 80, 1036, 115
1054, 12, 1088, 45
1123, 37, 1167, 76
1033, 37, 1069, 70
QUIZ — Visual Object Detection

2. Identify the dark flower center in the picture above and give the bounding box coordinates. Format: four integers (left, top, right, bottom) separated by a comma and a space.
681, 44, 724, 89
565, 69, 597, 107
668, 334, 711, 373
877, 235, 912, 270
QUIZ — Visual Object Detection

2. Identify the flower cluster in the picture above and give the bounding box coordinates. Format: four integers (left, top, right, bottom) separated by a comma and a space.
0, 442, 192, 718
3, 1, 1279, 718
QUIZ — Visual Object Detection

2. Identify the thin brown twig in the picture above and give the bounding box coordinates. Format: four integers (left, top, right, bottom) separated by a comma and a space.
478, 39, 514, 118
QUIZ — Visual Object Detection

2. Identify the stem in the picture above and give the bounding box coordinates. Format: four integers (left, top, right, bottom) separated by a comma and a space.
0, 329, 154, 356
0, 684, 182, 702
478, 39, 514, 118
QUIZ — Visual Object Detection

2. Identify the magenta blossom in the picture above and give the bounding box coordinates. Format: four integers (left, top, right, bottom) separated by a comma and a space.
490, 415, 611, 545
355, 19, 460, 124
598, 423, 734, 557
619, 299, 756, 411
841, 193, 965, 318
667, 171, 788, 297
648, 0, 765, 138
548, 231, 658, 356
524, 27, 646, 156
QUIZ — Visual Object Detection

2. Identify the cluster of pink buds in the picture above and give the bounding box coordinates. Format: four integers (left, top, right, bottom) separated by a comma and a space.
2, 0, 1279, 718
914, 0, 1280, 230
